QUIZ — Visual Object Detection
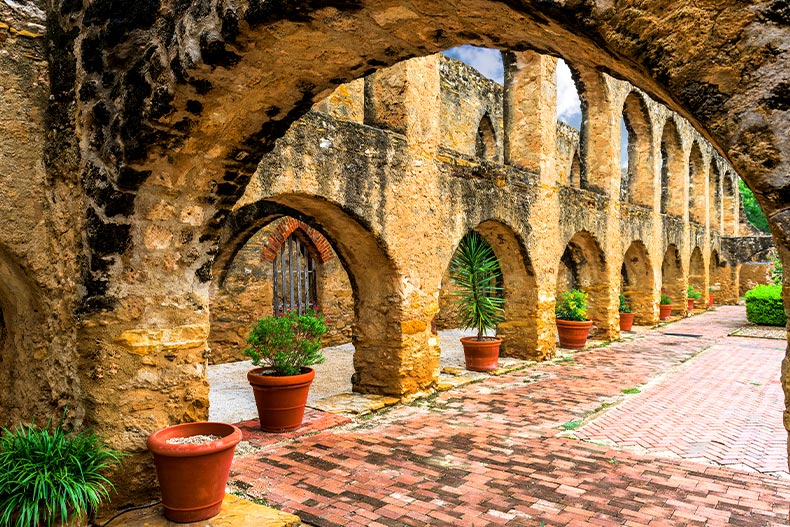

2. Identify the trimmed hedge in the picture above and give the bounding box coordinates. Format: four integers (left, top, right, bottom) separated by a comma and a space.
745, 284, 786, 326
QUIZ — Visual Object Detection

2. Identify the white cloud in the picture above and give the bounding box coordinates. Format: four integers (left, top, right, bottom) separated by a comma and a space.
442, 45, 504, 84
556, 59, 582, 130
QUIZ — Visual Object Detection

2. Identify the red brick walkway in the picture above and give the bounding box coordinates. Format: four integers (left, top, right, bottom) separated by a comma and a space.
229, 307, 790, 526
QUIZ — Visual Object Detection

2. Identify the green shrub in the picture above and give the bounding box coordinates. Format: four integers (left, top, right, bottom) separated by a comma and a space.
556, 289, 588, 321
244, 309, 327, 376
745, 284, 786, 326
0, 419, 122, 527
618, 293, 631, 313
659, 293, 672, 305
687, 285, 702, 301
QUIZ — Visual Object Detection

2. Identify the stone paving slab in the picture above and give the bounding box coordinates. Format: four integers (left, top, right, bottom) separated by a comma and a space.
227, 307, 790, 526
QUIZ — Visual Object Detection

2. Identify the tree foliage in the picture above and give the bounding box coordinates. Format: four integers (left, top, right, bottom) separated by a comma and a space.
738, 180, 770, 233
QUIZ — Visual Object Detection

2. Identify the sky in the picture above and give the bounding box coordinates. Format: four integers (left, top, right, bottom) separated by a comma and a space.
442, 45, 628, 168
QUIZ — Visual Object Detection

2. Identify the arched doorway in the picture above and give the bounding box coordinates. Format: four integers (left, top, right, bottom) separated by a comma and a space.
661, 244, 686, 315
689, 247, 706, 305
557, 231, 609, 336
476, 113, 497, 162
437, 220, 539, 360
621, 241, 656, 325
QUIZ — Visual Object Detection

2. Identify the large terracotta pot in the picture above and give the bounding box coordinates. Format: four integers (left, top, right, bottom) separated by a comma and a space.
556, 319, 593, 349
147, 422, 242, 523
687, 298, 695, 312
247, 367, 315, 432
460, 336, 502, 372
659, 303, 673, 320
619, 312, 635, 332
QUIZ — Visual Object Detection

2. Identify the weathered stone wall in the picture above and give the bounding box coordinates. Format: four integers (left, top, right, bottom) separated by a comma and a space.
739, 262, 774, 296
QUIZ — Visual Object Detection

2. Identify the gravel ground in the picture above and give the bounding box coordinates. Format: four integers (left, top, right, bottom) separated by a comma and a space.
208, 329, 469, 423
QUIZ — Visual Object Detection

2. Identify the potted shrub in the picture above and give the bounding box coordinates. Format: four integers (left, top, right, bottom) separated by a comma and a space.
0, 418, 122, 527
148, 422, 242, 522
619, 293, 634, 332
707, 285, 715, 308
244, 309, 327, 432
659, 292, 673, 320
687, 285, 702, 312
555, 288, 592, 349
449, 231, 505, 372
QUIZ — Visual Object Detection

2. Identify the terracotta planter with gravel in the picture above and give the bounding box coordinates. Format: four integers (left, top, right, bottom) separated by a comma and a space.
148, 422, 242, 523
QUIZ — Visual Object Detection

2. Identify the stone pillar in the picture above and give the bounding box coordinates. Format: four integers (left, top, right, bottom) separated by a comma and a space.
503, 51, 557, 184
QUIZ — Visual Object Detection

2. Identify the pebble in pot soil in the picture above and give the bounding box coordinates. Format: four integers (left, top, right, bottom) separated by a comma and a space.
165, 434, 220, 445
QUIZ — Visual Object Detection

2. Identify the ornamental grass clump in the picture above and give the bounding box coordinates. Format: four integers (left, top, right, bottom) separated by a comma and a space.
555, 289, 588, 321
244, 309, 328, 376
0, 418, 122, 527
618, 293, 632, 313
449, 231, 505, 340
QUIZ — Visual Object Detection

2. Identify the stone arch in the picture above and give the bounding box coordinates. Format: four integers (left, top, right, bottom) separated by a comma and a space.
438, 219, 538, 359
557, 231, 609, 333
688, 142, 706, 224
660, 118, 685, 217
475, 113, 497, 162
620, 91, 654, 207
260, 217, 335, 265
212, 194, 410, 397
689, 246, 706, 303
621, 240, 656, 325
710, 162, 722, 231
569, 150, 582, 188
661, 244, 686, 315
723, 172, 738, 235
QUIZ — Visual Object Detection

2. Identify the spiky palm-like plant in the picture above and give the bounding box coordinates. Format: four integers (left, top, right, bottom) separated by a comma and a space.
0, 419, 122, 527
449, 231, 505, 340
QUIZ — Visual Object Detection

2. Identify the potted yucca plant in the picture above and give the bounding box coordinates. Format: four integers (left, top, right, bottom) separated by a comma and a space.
659, 292, 673, 320
619, 293, 634, 332
0, 418, 122, 527
449, 231, 505, 372
555, 288, 592, 349
244, 309, 327, 432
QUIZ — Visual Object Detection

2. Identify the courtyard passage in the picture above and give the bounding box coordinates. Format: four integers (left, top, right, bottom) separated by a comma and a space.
228, 307, 790, 526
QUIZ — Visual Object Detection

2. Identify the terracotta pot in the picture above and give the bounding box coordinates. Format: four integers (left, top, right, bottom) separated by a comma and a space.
460, 336, 502, 372
247, 367, 315, 432
556, 319, 593, 349
619, 312, 634, 332
147, 422, 242, 523
687, 298, 695, 312
708, 294, 714, 308
659, 303, 673, 320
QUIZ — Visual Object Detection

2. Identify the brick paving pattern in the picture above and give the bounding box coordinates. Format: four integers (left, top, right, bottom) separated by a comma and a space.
229, 307, 790, 526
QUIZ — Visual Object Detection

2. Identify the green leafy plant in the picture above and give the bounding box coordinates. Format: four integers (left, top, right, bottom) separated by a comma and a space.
687, 285, 702, 301
0, 418, 122, 527
618, 293, 631, 313
770, 250, 783, 286
244, 309, 328, 376
555, 289, 588, 321
659, 293, 672, 305
745, 284, 786, 326
449, 231, 505, 340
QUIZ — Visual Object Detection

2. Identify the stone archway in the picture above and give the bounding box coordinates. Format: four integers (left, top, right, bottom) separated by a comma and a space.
661, 244, 686, 315
689, 246, 706, 304
557, 231, 609, 335
437, 220, 539, 360
660, 119, 685, 217
214, 195, 416, 398
621, 240, 657, 325
620, 91, 654, 207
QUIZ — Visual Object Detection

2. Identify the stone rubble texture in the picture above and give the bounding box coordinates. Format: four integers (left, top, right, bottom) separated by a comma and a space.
0, 0, 787, 512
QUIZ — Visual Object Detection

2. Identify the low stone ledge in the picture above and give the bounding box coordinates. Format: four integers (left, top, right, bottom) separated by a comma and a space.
111, 495, 301, 527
